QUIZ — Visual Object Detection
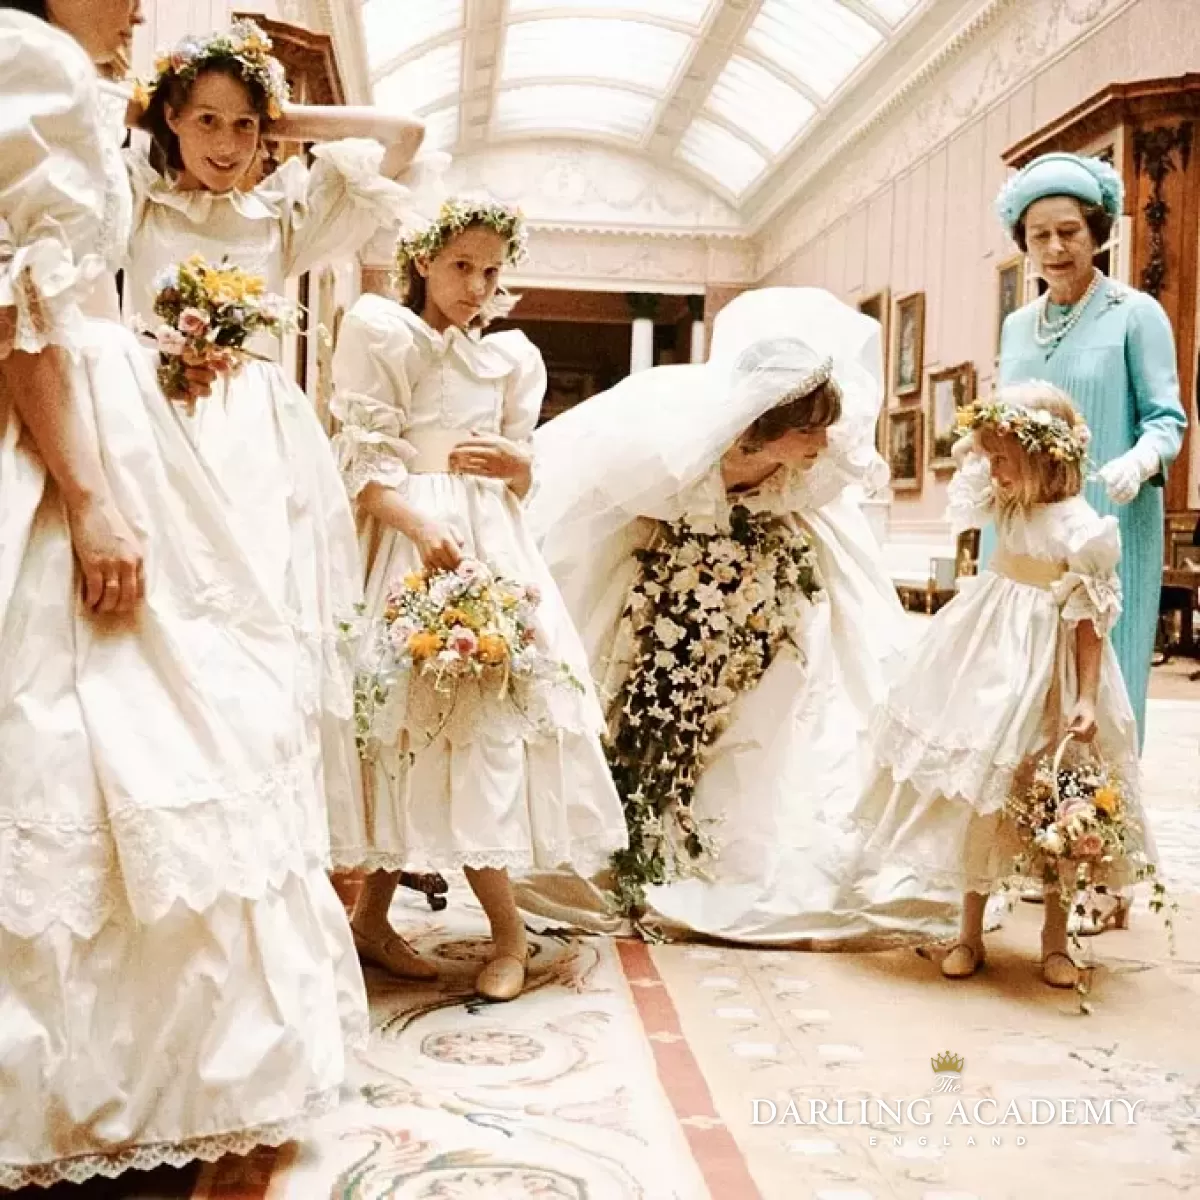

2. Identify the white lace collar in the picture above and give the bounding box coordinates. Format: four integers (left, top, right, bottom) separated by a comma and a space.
127, 146, 282, 223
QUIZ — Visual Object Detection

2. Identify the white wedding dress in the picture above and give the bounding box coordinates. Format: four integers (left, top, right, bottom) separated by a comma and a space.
514, 288, 960, 944
0, 14, 365, 1187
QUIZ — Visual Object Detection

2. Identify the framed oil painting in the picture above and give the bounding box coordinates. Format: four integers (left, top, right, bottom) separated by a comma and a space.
892, 291, 925, 399
928, 361, 976, 470
995, 254, 1024, 354
858, 289, 890, 451
887, 407, 923, 492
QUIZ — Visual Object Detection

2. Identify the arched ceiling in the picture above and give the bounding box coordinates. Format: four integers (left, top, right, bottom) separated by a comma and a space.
359, 0, 927, 209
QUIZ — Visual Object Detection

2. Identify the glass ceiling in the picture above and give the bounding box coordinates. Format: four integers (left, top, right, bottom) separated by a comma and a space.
360, 0, 925, 202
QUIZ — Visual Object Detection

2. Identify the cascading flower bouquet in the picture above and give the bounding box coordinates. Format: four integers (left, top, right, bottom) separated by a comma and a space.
1005, 734, 1172, 1011
352, 557, 582, 756
142, 253, 295, 405
606, 503, 823, 921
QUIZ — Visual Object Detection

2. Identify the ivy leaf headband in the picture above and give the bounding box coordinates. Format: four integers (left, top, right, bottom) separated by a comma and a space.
394, 198, 529, 276
133, 19, 291, 121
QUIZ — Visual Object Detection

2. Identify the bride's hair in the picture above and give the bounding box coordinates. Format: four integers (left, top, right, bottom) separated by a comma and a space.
0, 0, 49, 15
733, 337, 844, 452
979, 382, 1084, 508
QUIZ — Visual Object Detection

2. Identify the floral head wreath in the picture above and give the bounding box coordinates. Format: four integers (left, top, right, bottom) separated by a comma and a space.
394, 198, 529, 277
133, 20, 291, 120
956, 398, 1091, 464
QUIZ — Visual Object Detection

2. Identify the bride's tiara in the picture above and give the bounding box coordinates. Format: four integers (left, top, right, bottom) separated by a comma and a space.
768, 356, 835, 407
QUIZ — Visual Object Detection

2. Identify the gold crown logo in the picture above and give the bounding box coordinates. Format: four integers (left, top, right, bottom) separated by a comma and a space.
931, 1051, 965, 1074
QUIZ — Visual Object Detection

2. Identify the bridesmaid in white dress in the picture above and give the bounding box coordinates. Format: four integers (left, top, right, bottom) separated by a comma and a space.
123, 20, 422, 823
0, 1, 366, 1188
330, 198, 628, 1000
514, 288, 960, 945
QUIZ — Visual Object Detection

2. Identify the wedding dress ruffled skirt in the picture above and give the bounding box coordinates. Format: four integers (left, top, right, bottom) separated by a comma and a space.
0, 321, 366, 1190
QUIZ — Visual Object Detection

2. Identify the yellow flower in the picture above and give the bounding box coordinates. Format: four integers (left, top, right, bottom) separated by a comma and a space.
132, 79, 151, 110
1093, 786, 1120, 817
403, 571, 427, 591
267, 100, 282, 120
407, 631, 442, 660
477, 633, 508, 665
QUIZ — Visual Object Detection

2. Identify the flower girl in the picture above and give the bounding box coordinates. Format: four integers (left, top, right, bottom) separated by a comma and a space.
330, 198, 627, 1001
848, 382, 1152, 988
124, 21, 421, 823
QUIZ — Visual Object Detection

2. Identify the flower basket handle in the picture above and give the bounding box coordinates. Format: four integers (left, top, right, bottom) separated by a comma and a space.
1050, 733, 1076, 806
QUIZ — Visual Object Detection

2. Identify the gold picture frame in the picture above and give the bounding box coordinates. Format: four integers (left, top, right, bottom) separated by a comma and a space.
858, 288, 890, 453
928, 361, 976, 471
995, 254, 1025, 355
892, 291, 925, 399
887, 407, 923, 492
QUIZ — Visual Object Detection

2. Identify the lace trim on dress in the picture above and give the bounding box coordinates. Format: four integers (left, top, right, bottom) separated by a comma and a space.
0, 1085, 340, 1192
329, 833, 620, 878
868, 703, 1023, 817
330, 389, 415, 498
0, 224, 105, 359
0, 751, 329, 938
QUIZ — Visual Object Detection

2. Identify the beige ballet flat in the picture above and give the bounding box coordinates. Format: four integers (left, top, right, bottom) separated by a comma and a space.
475, 952, 528, 1002
353, 928, 439, 981
1041, 950, 1080, 989
940, 943, 985, 979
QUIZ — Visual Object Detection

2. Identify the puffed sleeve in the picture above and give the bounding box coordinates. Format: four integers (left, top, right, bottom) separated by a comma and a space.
1051, 507, 1123, 636
329, 293, 419, 498
1125, 291, 1188, 479
491, 330, 547, 444
0, 18, 107, 359
265, 138, 411, 280
944, 449, 996, 533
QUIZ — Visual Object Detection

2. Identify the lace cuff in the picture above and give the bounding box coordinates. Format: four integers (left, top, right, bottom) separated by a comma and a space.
945, 452, 995, 533
1053, 570, 1122, 636
330, 389, 415, 498
0, 220, 105, 359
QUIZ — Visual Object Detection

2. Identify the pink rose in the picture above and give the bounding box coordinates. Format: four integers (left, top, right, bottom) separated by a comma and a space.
156, 325, 187, 356
178, 307, 210, 336
456, 558, 488, 587
447, 626, 478, 656
1071, 832, 1104, 860
1058, 799, 1091, 823
524, 584, 541, 606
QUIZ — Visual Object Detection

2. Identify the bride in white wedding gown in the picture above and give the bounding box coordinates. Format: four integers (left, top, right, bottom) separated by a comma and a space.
513, 288, 960, 945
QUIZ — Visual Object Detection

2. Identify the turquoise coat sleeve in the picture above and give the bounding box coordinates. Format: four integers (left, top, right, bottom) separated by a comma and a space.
1124, 293, 1188, 480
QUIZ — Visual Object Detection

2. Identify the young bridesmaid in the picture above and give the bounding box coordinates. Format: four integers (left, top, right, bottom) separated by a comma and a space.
124, 21, 422, 822
330, 199, 627, 1001
846, 382, 1152, 988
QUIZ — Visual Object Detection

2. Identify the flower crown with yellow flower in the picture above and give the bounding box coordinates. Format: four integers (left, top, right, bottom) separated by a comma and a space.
394, 198, 529, 276
132, 20, 290, 120
956, 399, 1091, 464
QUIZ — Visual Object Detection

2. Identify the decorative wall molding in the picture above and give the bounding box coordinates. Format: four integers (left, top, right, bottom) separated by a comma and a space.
443, 142, 744, 238
757, 0, 1136, 277
505, 229, 756, 294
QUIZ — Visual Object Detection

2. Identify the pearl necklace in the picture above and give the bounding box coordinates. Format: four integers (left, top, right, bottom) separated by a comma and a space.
1034, 270, 1101, 348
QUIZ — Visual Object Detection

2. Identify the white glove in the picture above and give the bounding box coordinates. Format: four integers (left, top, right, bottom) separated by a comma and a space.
1097, 440, 1160, 505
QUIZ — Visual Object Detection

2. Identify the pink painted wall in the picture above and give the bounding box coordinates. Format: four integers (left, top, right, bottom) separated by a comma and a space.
759, 0, 1200, 529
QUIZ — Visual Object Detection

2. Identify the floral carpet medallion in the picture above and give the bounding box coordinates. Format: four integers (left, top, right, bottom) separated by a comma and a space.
204, 901, 716, 1200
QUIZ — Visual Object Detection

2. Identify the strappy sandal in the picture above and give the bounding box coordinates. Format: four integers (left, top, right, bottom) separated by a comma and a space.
1041, 950, 1080, 989
353, 928, 439, 981
1076, 890, 1130, 936
940, 943, 985, 978
475, 950, 529, 1002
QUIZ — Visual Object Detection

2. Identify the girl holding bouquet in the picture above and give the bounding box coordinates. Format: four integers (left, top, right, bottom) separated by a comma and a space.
123, 20, 423, 827
329, 199, 627, 1001
847, 382, 1152, 989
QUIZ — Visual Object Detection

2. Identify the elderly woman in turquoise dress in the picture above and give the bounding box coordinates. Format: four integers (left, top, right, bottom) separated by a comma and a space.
990, 153, 1187, 931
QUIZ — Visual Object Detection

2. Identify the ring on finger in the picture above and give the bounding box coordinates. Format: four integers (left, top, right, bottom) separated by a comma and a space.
104, 579, 119, 591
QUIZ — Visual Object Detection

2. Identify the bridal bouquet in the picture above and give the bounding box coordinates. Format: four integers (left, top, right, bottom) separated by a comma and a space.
143, 254, 294, 404
607, 504, 823, 919
352, 558, 580, 752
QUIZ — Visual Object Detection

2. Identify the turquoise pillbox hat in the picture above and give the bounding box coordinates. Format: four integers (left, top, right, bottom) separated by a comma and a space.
994, 152, 1123, 233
